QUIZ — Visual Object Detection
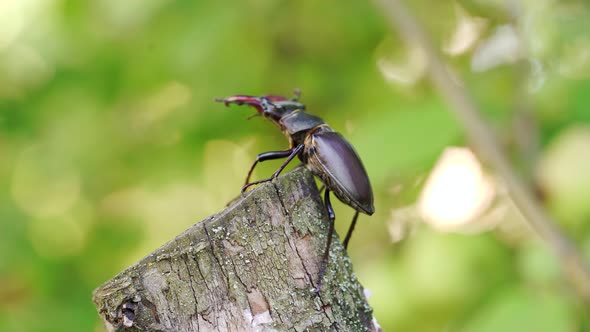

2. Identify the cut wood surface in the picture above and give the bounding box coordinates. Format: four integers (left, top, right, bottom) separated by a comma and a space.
93, 168, 379, 332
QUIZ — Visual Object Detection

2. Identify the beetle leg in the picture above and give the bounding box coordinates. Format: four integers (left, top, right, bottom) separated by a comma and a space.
245, 149, 294, 186
316, 189, 335, 293
343, 210, 359, 249
241, 144, 304, 194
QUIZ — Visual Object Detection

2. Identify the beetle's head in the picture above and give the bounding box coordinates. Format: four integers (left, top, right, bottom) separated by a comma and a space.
215, 92, 305, 124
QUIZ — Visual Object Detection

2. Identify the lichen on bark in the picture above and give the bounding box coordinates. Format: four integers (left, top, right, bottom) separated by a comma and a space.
93, 168, 378, 331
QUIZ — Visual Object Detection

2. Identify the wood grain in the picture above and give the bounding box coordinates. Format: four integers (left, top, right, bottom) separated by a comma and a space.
93, 168, 378, 332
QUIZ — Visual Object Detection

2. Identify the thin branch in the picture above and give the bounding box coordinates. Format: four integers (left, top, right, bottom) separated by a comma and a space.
375, 0, 590, 307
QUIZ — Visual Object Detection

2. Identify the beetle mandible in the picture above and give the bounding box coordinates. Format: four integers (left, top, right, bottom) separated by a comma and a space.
215, 91, 374, 291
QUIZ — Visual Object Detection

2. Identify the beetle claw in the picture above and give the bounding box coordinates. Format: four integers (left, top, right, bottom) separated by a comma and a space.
241, 183, 252, 195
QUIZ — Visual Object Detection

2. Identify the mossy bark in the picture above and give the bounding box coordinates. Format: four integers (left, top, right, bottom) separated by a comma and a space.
93, 168, 378, 331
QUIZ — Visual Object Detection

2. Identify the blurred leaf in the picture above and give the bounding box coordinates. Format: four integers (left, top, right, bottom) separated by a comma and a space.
1, 0, 590, 331
537, 125, 590, 230
461, 287, 577, 332
354, 100, 461, 182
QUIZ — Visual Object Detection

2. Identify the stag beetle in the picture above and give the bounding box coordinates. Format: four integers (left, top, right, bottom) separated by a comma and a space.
215, 91, 374, 291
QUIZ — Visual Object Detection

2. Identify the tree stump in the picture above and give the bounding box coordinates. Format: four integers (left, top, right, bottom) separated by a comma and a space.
92, 168, 378, 331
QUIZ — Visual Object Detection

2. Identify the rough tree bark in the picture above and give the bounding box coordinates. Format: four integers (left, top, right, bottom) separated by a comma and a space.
93, 168, 379, 332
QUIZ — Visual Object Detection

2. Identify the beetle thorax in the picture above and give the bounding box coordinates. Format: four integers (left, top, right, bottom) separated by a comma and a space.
278, 110, 326, 143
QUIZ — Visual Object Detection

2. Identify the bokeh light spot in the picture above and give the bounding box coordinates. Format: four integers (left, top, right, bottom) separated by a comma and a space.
0, 1, 25, 50
471, 25, 522, 72
376, 38, 427, 86
418, 147, 495, 229
444, 3, 487, 56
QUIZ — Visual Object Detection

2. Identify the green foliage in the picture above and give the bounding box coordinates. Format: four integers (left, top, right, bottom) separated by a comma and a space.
1, 0, 589, 331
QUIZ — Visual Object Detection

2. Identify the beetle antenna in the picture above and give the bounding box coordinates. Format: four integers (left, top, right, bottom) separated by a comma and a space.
292, 88, 301, 101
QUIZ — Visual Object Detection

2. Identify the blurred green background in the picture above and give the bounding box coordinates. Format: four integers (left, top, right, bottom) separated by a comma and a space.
1, 0, 590, 331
